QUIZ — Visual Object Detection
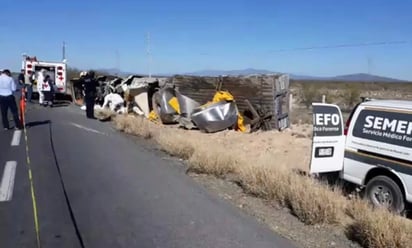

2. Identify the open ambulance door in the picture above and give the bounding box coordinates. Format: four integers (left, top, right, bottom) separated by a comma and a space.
309, 103, 345, 174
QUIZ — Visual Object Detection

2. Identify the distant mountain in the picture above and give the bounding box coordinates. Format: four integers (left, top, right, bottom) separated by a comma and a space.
186, 68, 276, 77
95, 68, 409, 83
96, 68, 171, 78
186, 69, 408, 82
330, 73, 406, 82
96, 68, 133, 77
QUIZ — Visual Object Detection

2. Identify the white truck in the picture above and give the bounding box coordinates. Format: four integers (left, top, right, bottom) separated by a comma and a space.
310, 99, 412, 214
21, 55, 67, 94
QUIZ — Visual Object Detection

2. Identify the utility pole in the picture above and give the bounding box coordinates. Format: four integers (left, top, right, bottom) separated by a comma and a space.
62, 41, 66, 62
146, 32, 152, 78
115, 49, 120, 76
367, 56, 371, 75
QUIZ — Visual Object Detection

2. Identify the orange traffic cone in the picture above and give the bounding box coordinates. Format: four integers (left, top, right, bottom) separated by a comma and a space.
20, 88, 26, 128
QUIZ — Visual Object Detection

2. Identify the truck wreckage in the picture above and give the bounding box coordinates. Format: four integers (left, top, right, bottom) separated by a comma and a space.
70, 73, 290, 133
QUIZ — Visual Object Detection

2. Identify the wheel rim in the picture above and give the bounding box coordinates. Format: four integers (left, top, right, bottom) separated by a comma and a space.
370, 185, 393, 208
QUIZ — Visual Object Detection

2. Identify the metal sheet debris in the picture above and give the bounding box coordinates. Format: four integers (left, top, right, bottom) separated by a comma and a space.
191, 101, 239, 133
152, 87, 179, 124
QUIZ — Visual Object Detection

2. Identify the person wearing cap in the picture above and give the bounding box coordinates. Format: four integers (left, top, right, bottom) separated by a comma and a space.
81, 70, 99, 119
0, 69, 22, 130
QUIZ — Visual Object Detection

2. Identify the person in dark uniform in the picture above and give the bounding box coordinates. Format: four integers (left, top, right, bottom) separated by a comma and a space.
42, 75, 55, 107
82, 70, 99, 119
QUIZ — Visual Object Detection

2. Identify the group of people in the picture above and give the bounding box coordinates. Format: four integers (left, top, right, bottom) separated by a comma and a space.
0, 68, 59, 130
17, 68, 56, 107
35, 69, 56, 107
1, 68, 123, 130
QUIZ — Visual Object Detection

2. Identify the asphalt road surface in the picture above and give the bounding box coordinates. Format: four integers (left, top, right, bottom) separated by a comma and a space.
0, 101, 297, 248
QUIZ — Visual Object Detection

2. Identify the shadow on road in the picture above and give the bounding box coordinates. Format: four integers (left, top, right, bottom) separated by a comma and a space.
51, 101, 72, 108
26, 120, 51, 128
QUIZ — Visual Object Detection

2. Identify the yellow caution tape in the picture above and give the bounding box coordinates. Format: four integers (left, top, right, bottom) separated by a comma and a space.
21, 95, 41, 248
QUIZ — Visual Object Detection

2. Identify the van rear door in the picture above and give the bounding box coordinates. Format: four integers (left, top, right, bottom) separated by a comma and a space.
54, 63, 66, 93
309, 103, 346, 174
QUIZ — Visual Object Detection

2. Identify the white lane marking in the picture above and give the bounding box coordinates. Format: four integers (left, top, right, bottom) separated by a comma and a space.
10, 130, 22, 146
0, 161, 17, 202
70, 122, 106, 135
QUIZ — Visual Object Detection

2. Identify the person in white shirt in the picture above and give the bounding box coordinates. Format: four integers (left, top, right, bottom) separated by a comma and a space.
36, 69, 46, 105
0, 69, 22, 130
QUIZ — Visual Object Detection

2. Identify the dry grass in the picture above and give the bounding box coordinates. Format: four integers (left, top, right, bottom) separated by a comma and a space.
346, 199, 412, 248
155, 131, 195, 160
286, 176, 345, 225
237, 161, 344, 225
112, 114, 412, 247
113, 115, 154, 139
237, 163, 290, 205
188, 145, 237, 177
95, 108, 117, 121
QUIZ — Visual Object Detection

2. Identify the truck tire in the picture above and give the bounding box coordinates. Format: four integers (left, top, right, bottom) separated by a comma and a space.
365, 175, 405, 214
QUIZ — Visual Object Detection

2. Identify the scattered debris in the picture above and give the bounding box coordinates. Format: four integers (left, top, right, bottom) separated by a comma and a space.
244, 99, 273, 132
191, 101, 239, 133
72, 73, 291, 134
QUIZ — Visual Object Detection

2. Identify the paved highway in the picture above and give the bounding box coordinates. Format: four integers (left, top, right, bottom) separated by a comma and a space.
0, 102, 297, 248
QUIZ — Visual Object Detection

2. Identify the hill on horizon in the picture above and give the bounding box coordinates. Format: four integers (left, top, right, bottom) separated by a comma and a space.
94, 68, 409, 83
186, 69, 408, 82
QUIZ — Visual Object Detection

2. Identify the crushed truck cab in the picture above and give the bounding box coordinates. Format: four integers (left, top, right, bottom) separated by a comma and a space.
310, 100, 412, 214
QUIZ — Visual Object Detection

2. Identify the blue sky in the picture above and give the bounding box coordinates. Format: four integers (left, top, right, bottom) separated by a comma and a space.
1, 0, 411, 80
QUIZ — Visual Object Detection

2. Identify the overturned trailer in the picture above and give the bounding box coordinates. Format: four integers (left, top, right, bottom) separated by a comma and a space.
171, 74, 290, 131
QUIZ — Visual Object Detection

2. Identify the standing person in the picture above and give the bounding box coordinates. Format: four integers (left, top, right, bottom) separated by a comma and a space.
18, 69, 25, 88
0, 69, 22, 130
82, 70, 98, 119
42, 75, 54, 107
14, 69, 25, 103
24, 71, 34, 103
37, 69, 46, 105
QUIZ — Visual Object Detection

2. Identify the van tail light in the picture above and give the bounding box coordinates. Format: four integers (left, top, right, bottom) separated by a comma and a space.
344, 118, 351, 136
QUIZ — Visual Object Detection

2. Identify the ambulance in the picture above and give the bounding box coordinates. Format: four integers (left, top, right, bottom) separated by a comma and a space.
22, 55, 67, 94
310, 99, 412, 214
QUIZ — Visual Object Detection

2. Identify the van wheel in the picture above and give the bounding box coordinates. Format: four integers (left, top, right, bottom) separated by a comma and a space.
365, 176, 405, 214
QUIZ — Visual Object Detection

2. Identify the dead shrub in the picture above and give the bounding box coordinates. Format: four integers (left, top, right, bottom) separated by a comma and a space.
114, 115, 153, 139
301, 84, 318, 108
344, 84, 361, 111
346, 199, 412, 248
113, 115, 128, 131
188, 145, 237, 177
237, 163, 290, 206
287, 175, 344, 225
237, 158, 343, 225
155, 131, 195, 160
95, 108, 117, 121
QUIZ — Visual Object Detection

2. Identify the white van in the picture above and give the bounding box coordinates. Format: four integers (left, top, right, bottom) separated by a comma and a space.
22, 56, 67, 94
310, 99, 412, 213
